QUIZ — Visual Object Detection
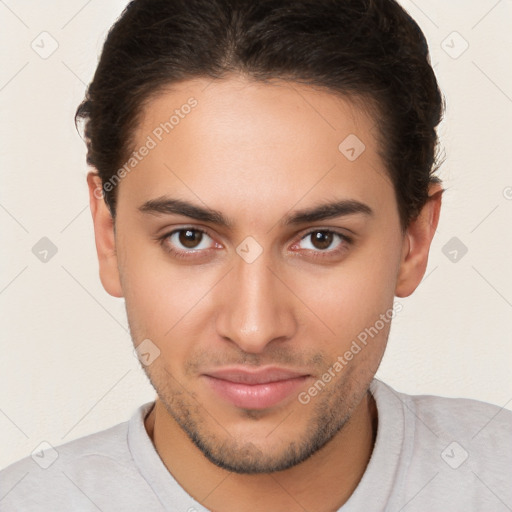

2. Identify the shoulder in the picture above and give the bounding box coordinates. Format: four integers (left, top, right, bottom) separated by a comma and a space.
0, 404, 158, 511
372, 378, 512, 441
371, 380, 512, 511
1, 418, 129, 473
408, 388, 512, 484
405, 386, 512, 444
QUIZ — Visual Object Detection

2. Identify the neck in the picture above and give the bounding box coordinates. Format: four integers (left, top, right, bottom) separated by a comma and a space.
145, 391, 377, 512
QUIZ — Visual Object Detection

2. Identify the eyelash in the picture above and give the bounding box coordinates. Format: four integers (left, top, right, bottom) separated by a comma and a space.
158, 227, 353, 260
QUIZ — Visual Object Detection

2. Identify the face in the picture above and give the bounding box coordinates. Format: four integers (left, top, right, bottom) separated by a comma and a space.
90, 75, 434, 474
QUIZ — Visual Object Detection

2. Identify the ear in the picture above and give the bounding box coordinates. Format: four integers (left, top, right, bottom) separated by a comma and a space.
395, 182, 443, 298
87, 172, 123, 298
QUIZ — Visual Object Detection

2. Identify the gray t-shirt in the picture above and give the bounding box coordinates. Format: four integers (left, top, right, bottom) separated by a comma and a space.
1, 378, 511, 511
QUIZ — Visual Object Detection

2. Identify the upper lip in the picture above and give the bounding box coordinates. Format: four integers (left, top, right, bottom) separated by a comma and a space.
203, 367, 309, 385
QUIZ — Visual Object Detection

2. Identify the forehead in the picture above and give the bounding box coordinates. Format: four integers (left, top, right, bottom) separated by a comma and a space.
119, 75, 395, 228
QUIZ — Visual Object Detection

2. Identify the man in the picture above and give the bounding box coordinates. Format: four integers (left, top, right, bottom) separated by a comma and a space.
1, 0, 510, 510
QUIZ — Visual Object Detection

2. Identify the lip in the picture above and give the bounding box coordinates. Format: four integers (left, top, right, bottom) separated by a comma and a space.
202, 367, 310, 410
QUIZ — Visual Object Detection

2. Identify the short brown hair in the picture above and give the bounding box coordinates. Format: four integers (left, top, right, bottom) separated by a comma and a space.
76, 0, 444, 231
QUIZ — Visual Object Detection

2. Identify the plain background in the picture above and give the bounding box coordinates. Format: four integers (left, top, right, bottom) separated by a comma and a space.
1, 0, 511, 470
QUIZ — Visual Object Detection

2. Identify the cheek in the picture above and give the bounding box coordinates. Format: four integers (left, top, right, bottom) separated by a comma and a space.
291, 236, 401, 350
118, 236, 217, 341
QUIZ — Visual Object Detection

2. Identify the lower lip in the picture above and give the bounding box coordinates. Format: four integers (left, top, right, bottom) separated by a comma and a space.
203, 375, 309, 410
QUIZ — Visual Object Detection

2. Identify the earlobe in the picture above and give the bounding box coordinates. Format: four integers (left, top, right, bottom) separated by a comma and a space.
395, 183, 443, 298
87, 172, 123, 298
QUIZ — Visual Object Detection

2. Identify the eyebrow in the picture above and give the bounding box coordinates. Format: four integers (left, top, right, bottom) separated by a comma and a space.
138, 196, 373, 228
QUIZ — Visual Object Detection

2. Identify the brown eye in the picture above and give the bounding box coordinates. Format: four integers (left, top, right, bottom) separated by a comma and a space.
310, 231, 334, 250
178, 229, 203, 249
164, 228, 214, 254
295, 229, 351, 257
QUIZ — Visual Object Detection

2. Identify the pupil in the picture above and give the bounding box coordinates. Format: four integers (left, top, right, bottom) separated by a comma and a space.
312, 231, 332, 250
179, 229, 202, 248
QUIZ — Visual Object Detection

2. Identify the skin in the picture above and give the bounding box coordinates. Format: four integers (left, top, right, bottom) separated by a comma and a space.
87, 75, 442, 512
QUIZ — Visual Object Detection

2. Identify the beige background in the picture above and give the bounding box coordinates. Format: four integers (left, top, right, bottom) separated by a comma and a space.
1, 0, 511, 469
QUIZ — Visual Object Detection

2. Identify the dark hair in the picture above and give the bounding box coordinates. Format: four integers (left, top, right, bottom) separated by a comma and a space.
76, 0, 444, 231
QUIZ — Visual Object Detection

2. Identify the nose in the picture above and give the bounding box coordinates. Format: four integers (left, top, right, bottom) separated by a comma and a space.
215, 251, 298, 354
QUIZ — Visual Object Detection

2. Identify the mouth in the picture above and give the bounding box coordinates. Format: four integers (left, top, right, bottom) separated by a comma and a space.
202, 367, 311, 410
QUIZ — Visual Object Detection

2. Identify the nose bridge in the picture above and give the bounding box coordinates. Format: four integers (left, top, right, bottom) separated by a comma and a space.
215, 250, 296, 353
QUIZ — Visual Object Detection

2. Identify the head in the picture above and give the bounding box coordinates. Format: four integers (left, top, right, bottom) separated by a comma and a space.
78, 0, 443, 474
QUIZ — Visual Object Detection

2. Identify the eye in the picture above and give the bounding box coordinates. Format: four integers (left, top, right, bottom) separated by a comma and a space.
160, 227, 217, 257
295, 229, 352, 255
158, 227, 352, 261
